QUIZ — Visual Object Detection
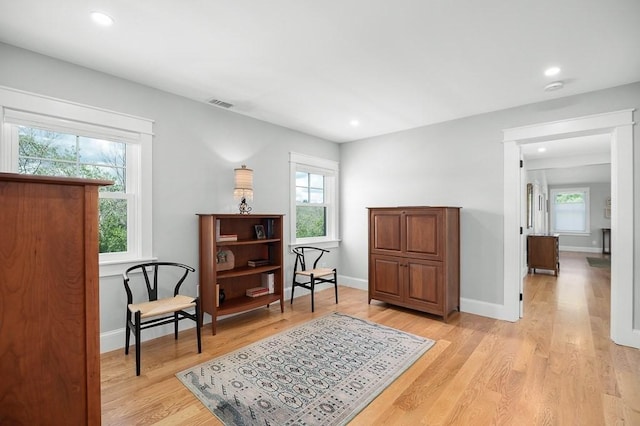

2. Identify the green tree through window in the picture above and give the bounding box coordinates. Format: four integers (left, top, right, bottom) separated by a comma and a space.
18, 126, 128, 253
295, 171, 326, 238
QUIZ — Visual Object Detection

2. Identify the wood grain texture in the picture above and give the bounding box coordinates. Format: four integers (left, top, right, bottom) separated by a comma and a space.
0, 174, 107, 426
101, 251, 639, 425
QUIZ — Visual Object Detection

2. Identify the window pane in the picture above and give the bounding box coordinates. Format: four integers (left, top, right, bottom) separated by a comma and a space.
309, 173, 324, 189
295, 172, 308, 187
78, 136, 126, 167
18, 158, 75, 177
18, 124, 129, 254
296, 187, 309, 203
296, 205, 326, 238
555, 193, 584, 204
553, 191, 587, 232
309, 187, 324, 204
18, 127, 76, 161
99, 199, 127, 253
81, 164, 125, 192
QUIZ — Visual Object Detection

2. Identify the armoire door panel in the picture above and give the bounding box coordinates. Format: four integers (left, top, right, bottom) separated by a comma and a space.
371, 256, 402, 299
407, 261, 442, 309
405, 210, 443, 259
372, 213, 402, 252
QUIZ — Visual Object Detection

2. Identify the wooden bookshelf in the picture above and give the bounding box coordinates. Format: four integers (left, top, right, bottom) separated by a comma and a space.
197, 214, 284, 335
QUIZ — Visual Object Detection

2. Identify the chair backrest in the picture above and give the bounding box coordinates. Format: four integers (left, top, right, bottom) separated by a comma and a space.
122, 262, 195, 304
292, 246, 330, 272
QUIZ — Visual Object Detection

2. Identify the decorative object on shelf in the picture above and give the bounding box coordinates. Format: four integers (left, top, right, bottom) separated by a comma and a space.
265, 218, 275, 238
233, 164, 253, 214
217, 234, 237, 242
245, 286, 269, 297
254, 224, 266, 239
216, 247, 234, 271
218, 288, 226, 304
262, 272, 275, 294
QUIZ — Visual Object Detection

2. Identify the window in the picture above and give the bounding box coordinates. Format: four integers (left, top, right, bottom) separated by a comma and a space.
289, 152, 339, 246
0, 86, 153, 276
17, 126, 129, 253
550, 187, 590, 234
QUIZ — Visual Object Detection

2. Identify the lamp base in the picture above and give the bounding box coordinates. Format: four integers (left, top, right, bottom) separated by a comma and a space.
238, 197, 252, 215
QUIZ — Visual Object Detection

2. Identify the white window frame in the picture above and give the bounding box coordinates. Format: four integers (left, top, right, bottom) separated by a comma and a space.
0, 86, 154, 276
289, 152, 339, 247
550, 187, 591, 235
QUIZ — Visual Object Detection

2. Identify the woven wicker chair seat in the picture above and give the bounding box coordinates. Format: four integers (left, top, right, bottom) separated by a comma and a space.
128, 295, 196, 319
295, 267, 335, 278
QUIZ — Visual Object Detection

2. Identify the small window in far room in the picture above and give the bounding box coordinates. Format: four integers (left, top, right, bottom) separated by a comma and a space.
550, 187, 590, 234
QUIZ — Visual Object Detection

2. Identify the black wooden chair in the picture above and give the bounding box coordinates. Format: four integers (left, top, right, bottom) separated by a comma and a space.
122, 262, 201, 376
290, 246, 338, 312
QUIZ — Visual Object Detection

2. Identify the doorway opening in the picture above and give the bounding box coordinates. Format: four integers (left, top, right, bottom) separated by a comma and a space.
502, 109, 636, 348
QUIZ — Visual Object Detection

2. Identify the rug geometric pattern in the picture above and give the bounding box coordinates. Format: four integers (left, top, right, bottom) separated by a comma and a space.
176, 312, 435, 425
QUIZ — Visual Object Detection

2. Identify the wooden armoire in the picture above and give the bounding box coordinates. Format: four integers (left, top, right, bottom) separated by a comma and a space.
368, 206, 461, 321
0, 173, 110, 425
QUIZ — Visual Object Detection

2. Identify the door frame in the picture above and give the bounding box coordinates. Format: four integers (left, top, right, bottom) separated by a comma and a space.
503, 109, 637, 348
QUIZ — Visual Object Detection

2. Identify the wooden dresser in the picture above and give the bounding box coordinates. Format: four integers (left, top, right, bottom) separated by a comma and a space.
527, 234, 560, 276
368, 206, 461, 321
0, 173, 110, 425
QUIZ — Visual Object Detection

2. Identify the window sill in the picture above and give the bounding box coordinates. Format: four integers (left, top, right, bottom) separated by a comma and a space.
100, 257, 157, 277
289, 239, 341, 250
552, 231, 591, 237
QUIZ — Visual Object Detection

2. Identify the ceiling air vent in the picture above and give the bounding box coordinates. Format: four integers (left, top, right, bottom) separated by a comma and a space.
207, 98, 234, 109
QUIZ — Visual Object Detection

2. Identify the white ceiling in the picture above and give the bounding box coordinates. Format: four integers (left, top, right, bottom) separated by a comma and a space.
0, 1, 639, 143
523, 133, 612, 185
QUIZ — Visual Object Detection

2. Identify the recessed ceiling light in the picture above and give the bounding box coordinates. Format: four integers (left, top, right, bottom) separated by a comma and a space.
90, 11, 114, 26
349, 119, 360, 127
544, 81, 564, 92
538, 147, 547, 153
544, 66, 561, 77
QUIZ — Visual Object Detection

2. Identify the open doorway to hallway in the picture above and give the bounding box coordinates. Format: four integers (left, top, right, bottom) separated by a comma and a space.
502, 109, 636, 348
521, 133, 611, 320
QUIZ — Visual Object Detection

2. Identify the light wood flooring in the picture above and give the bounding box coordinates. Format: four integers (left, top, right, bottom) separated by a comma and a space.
101, 252, 639, 425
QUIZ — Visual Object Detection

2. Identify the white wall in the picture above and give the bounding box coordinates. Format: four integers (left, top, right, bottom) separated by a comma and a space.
340, 82, 639, 324
1, 41, 638, 342
0, 43, 340, 351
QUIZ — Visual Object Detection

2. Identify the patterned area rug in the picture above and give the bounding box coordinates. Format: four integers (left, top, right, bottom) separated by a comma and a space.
176, 312, 435, 425
587, 257, 611, 268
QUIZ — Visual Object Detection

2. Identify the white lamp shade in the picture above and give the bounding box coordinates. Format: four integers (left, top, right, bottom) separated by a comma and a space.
234, 165, 253, 200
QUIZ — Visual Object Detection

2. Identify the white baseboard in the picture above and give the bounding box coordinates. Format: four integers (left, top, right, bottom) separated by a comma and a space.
337, 274, 368, 291
100, 317, 207, 354
460, 298, 515, 322
101, 278, 523, 353
559, 245, 604, 253
100, 285, 327, 354
614, 328, 640, 349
